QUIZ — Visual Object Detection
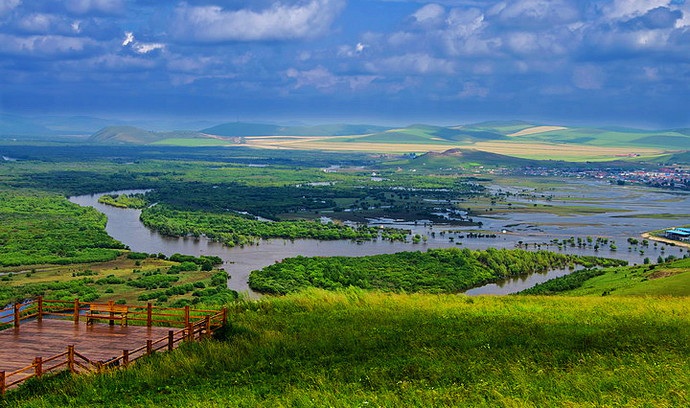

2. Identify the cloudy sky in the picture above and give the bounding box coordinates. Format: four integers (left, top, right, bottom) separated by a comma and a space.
1, 0, 689, 127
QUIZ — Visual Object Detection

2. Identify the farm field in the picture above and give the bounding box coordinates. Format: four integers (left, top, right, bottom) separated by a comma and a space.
239, 135, 668, 161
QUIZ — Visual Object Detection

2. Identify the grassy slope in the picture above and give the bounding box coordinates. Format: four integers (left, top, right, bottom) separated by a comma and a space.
3, 290, 689, 407
83, 122, 690, 163
565, 258, 690, 297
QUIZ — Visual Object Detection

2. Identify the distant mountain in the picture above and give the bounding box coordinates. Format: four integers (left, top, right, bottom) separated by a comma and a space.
354, 124, 506, 144
460, 120, 534, 134
410, 148, 540, 167
33, 116, 128, 134
202, 123, 282, 136
4, 114, 690, 153
0, 113, 55, 137
89, 126, 208, 145
202, 122, 390, 137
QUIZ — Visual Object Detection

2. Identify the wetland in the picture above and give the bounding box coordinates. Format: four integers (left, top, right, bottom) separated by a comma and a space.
70, 178, 689, 296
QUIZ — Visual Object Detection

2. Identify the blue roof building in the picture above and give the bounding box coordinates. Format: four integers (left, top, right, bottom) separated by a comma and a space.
665, 229, 690, 241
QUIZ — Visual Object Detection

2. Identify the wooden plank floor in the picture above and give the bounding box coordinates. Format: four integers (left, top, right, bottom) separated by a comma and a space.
1, 319, 176, 375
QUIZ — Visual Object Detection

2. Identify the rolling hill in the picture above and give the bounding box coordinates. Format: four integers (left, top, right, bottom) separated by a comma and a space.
89, 126, 210, 145
350, 124, 507, 144
78, 120, 690, 163
406, 148, 540, 168
202, 122, 390, 137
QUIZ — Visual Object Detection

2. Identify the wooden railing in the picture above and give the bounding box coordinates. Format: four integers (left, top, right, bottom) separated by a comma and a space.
0, 297, 226, 329
0, 297, 227, 395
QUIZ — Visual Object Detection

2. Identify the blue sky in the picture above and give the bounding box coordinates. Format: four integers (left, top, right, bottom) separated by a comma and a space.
0, 0, 689, 127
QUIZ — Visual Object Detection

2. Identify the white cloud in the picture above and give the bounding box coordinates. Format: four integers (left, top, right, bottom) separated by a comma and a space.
0, 33, 96, 57
172, 0, 345, 42
443, 8, 495, 56
492, 0, 579, 23
286, 66, 377, 91
17, 13, 54, 33
338, 42, 367, 57
121, 31, 164, 54
87, 53, 157, 72
122, 31, 134, 47
65, 0, 125, 15
365, 53, 455, 75
0, 0, 20, 16
603, 0, 670, 20
458, 81, 488, 98
412, 3, 445, 28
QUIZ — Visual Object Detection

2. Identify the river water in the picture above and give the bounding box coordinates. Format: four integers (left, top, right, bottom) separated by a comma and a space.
69, 182, 689, 297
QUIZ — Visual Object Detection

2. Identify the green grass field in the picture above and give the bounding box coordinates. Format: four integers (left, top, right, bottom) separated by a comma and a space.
3, 290, 690, 407
151, 138, 233, 147
562, 258, 690, 297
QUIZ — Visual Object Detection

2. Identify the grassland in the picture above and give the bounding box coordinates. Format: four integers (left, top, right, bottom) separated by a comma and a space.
0, 254, 232, 307
226, 122, 684, 162
242, 136, 667, 161
508, 126, 568, 136
151, 138, 233, 147
520, 257, 690, 297
3, 290, 690, 407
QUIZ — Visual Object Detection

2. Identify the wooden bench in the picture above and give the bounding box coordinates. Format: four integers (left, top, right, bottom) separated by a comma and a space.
85, 301, 129, 326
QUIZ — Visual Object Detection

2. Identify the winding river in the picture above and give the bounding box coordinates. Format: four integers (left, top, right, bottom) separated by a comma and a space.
69, 182, 690, 297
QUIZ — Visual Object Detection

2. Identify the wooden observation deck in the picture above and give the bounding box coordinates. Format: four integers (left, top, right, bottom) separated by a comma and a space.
0, 297, 227, 394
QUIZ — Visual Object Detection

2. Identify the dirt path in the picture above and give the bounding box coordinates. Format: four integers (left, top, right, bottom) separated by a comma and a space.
641, 233, 690, 250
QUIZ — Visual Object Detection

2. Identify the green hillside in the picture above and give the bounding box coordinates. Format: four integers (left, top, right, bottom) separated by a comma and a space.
83, 121, 690, 154
89, 127, 209, 145
4, 291, 690, 407
514, 127, 690, 149
351, 124, 506, 144
521, 257, 690, 296
457, 120, 534, 134
407, 148, 540, 168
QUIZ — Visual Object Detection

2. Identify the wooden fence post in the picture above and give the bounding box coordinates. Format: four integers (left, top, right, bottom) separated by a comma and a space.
222, 307, 228, 325
1, 370, 5, 396
122, 350, 129, 367
184, 306, 190, 328
34, 357, 43, 377
37, 296, 43, 323
205, 315, 211, 338
147, 303, 153, 327
108, 300, 115, 326
67, 345, 75, 372
13, 302, 20, 328
146, 340, 153, 355
187, 323, 194, 341
168, 330, 174, 351
73, 299, 80, 324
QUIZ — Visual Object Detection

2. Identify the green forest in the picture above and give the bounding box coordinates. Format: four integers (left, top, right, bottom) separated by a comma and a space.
97, 193, 148, 209
139, 204, 408, 247
248, 247, 627, 294
0, 190, 125, 267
